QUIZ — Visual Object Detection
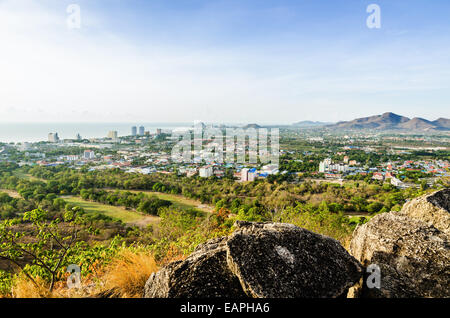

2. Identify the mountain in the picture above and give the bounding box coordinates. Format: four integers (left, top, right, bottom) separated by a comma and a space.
242, 123, 261, 129
292, 121, 333, 128
398, 117, 436, 130
328, 112, 449, 131
433, 118, 450, 129
331, 112, 409, 130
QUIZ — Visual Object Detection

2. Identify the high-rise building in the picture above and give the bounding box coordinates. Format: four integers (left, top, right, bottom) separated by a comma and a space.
107, 131, 118, 140
131, 126, 137, 136
139, 126, 145, 136
76, 133, 82, 141
156, 128, 162, 135
48, 133, 59, 143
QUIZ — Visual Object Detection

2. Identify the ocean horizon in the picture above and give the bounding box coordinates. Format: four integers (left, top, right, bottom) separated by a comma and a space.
0, 122, 192, 143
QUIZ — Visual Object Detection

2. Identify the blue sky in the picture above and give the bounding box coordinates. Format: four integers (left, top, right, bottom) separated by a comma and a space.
0, 0, 449, 123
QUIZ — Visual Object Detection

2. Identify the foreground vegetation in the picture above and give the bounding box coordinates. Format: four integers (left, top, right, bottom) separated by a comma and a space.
0, 162, 447, 297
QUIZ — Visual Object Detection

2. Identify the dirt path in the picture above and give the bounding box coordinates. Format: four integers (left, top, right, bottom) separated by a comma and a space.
0, 189, 21, 198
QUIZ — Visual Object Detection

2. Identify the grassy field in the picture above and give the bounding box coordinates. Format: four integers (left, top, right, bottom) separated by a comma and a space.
13, 171, 46, 183
120, 190, 214, 213
62, 196, 159, 227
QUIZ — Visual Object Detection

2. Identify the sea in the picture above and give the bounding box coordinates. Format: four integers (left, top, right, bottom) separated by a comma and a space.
0, 123, 192, 143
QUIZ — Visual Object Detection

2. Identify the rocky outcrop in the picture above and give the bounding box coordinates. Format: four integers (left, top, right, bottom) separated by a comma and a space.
400, 188, 450, 234
226, 222, 362, 298
144, 237, 247, 298
144, 221, 363, 298
349, 189, 450, 298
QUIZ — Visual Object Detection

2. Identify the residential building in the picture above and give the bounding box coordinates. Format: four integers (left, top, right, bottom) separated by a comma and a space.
18, 142, 31, 151
319, 158, 349, 173
199, 166, 213, 178
261, 164, 279, 175
391, 177, 404, 187
62, 155, 79, 161
186, 168, 198, 177
241, 168, 256, 182
372, 172, 384, 181
131, 126, 137, 136
48, 133, 59, 143
139, 126, 145, 136
83, 150, 95, 160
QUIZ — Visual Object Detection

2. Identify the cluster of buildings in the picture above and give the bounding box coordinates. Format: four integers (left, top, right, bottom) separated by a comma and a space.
131, 126, 146, 136
4, 127, 447, 188
48, 133, 60, 143
317, 155, 449, 188
46, 126, 164, 144
319, 158, 351, 174
239, 164, 279, 182
318, 156, 360, 174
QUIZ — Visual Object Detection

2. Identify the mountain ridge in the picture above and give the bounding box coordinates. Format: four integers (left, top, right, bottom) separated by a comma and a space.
326, 112, 449, 131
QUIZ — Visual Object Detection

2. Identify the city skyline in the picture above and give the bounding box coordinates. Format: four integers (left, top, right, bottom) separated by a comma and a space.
1, 0, 449, 124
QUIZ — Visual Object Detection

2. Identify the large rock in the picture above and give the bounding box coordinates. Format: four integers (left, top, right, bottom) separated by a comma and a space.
144, 237, 246, 298
349, 211, 450, 298
226, 221, 363, 298
400, 188, 450, 234
144, 221, 363, 298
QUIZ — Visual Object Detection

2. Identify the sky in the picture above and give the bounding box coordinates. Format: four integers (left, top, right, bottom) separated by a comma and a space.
0, 0, 449, 124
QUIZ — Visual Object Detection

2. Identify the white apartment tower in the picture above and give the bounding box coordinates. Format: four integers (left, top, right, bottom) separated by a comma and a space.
199, 166, 213, 178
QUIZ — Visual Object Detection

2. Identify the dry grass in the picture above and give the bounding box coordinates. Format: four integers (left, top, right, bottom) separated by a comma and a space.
11, 275, 51, 298
3, 249, 159, 298
101, 249, 158, 298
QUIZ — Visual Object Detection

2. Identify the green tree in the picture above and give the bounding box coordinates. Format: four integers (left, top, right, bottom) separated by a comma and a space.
0, 208, 88, 291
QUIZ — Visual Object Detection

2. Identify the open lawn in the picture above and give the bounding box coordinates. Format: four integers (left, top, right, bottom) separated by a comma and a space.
62, 196, 160, 228
118, 190, 214, 213
13, 171, 46, 183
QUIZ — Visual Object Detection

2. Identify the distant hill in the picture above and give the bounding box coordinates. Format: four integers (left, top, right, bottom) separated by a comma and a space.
242, 123, 262, 129
398, 117, 436, 130
433, 118, 450, 129
292, 121, 333, 128
328, 112, 449, 131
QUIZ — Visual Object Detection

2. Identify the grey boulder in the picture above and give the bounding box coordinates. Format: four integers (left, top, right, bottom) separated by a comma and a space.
143, 237, 247, 298
349, 211, 450, 298
144, 221, 363, 298
226, 221, 363, 298
400, 188, 450, 235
